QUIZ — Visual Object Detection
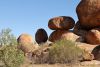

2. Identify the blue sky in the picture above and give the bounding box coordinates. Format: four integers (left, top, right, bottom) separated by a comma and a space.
0, 0, 80, 38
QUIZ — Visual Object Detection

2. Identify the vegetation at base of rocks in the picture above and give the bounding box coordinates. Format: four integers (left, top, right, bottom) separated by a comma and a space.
33, 39, 84, 64
0, 28, 25, 67
48, 39, 83, 64
0, 45, 25, 67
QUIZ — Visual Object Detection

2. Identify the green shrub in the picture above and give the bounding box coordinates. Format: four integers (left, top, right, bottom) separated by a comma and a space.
48, 39, 83, 64
0, 28, 17, 46
0, 45, 25, 67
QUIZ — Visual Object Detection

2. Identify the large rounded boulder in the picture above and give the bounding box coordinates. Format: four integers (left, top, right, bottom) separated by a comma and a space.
35, 28, 48, 44
49, 30, 80, 42
48, 16, 75, 30
17, 34, 39, 53
17, 33, 33, 45
85, 28, 100, 45
76, 0, 100, 29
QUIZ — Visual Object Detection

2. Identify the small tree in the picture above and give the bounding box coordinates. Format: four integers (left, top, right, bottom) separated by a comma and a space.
0, 45, 24, 67
0, 28, 17, 46
0, 28, 25, 67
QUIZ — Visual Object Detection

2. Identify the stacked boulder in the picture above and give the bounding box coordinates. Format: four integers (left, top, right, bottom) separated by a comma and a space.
48, 16, 82, 42
74, 0, 100, 60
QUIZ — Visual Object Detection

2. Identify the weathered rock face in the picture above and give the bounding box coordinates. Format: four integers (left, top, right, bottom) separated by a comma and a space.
49, 30, 80, 42
35, 28, 48, 44
17, 34, 39, 53
92, 45, 100, 60
73, 21, 88, 37
76, 42, 95, 61
76, 0, 100, 29
76, 42, 98, 53
48, 16, 75, 30
85, 28, 100, 45
82, 50, 94, 61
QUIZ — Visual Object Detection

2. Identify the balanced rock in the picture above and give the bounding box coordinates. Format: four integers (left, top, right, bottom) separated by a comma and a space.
76, 0, 100, 29
49, 30, 81, 42
92, 45, 100, 60
35, 28, 48, 44
17, 34, 39, 53
85, 28, 100, 45
48, 16, 75, 30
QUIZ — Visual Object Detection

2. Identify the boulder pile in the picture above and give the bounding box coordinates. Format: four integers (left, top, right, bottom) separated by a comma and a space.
74, 0, 100, 61
18, 0, 100, 63
34, 0, 100, 61
75, 0, 100, 45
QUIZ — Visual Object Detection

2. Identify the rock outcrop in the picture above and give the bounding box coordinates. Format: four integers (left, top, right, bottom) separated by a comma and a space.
35, 28, 48, 44
48, 16, 75, 30
76, 0, 100, 29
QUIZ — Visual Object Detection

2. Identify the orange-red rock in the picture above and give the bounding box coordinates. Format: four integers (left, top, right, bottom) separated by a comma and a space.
49, 30, 80, 42
35, 28, 48, 44
48, 16, 75, 30
76, 0, 100, 29
85, 28, 100, 45
17, 33, 33, 45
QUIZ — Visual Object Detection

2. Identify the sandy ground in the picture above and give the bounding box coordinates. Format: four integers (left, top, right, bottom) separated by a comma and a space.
21, 64, 100, 67
20, 60, 100, 67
